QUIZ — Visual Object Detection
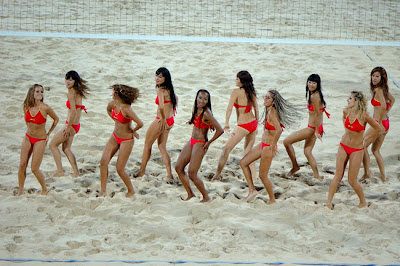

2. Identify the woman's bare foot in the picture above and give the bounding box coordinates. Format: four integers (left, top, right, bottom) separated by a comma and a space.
73, 171, 80, 178
246, 190, 258, 203
211, 174, 221, 181
181, 194, 195, 201
315, 175, 323, 181
358, 201, 368, 208
200, 196, 211, 203
126, 191, 135, 198
267, 199, 276, 205
360, 172, 370, 182
166, 176, 175, 184
325, 203, 334, 210
40, 189, 48, 196
287, 166, 300, 177
18, 190, 24, 196
133, 170, 144, 178
53, 170, 64, 177
99, 191, 106, 197
379, 174, 387, 182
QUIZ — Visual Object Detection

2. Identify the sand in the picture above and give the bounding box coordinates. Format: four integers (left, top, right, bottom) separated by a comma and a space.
0, 36, 399, 265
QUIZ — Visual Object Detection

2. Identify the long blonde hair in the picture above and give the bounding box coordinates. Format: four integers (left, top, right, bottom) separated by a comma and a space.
351, 91, 367, 117
23, 84, 43, 112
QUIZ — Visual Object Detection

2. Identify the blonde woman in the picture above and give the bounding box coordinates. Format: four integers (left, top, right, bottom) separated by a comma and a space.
19, 84, 59, 195
327, 91, 382, 209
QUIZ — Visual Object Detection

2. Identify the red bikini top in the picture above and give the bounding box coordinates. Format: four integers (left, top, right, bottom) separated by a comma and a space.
25, 104, 46, 124
194, 113, 212, 129
234, 103, 252, 113
386, 102, 392, 111
111, 107, 132, 124
155, 96, 171, 105
371, 98, 381, 107
66, 99, 87, 113
264, 116, 285, 131
307, 102, 330, 118
344, 115, 365, 132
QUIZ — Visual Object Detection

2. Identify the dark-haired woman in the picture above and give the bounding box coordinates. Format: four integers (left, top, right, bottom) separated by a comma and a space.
50, 70, 90, 177
136, 67, 178, 182
240, 90, 299, 204
283, 74, 329, 181
19, 84, 59, 195
175, 90, 224, 202
327, 91, 382, 209
100, 85, 143, 198
213, 71, 259, 181
362, 67, 395, 182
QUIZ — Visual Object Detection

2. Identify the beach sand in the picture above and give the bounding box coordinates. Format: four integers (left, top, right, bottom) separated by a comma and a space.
0, 36, 399, 265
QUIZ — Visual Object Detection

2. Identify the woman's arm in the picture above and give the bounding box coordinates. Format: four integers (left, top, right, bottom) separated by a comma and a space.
123, 105, 143, 139
363, 112, 383, 145
203, 109, 224, 150
106, 101, 114, 119
268, 109, 282, 148
311, 92, 324, 139
387, 91, 395, 112
252, 94, 259, 121
44, 104, 59, 138
224, 90, 237, 131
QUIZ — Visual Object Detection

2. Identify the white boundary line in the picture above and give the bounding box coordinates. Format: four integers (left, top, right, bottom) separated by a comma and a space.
1, 31, 400, 47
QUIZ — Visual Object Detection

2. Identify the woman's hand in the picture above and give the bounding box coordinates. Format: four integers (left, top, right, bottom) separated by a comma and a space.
203, 141, 210, 152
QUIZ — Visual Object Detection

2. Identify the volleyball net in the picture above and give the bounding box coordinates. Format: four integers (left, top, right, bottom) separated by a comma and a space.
0, 0, 399, 45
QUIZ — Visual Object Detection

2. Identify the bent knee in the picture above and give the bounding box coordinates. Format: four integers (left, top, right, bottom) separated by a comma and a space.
31, 167, 41, 176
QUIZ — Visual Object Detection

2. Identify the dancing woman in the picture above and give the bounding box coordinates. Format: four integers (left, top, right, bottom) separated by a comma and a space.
100, 85, 143, 198
362, 67, 395, 182
327, 91, 382, 209
240, 90, 299, 204
19, 84, 59, 195
49, 70, 90, 177
136, 67, 177, 182
175, 89, 224, 202
213, 71, 259, 181
283, 74, 329, 181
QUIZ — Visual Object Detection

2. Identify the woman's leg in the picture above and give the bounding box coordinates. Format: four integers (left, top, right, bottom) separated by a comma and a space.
243, 130, 258, 181
239, 143, 262, 202
62, 133, 79, 177
361, 127, 375, 180
49, 128, 68, 177
213, 127, 249, 180
259, 146, 276, 205
157, 128, 173, 180
18, 136, 33, 195
327, 146, 348, 209
188, 144, 209, 202
348, 150, 367, 208
371, 134, 386, 182
136, 120, 162, 177
99, 135, 119, 197
175, 141, 194, 200
30, 140, 48, 195
116, 139, 135, 198
304, 134, 322, 180
283, 128, 314, 176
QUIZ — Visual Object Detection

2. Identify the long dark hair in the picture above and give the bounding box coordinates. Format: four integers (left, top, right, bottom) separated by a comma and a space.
156, 67, 177, 111
65, 70, 90, 98
305, 74, 326, 107
237, 70, 256, 104
370, 66, 389, 100
188, 89, 212, 127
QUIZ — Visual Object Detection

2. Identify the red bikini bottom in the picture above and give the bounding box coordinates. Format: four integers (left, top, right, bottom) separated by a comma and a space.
340, 142, 364, 155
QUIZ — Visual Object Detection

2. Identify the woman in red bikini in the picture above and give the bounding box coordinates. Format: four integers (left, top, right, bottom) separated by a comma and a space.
240, 90, 298, 204
136, 67, 178, 182
283, 74, 329, 181
50, 70, 90, 177
175, 89, 224, 202
326, 91, 382, 209
213, 71, 259, 181
362, 67, 395, 182
99, 85, 143, 198
19, 84, 59, 195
